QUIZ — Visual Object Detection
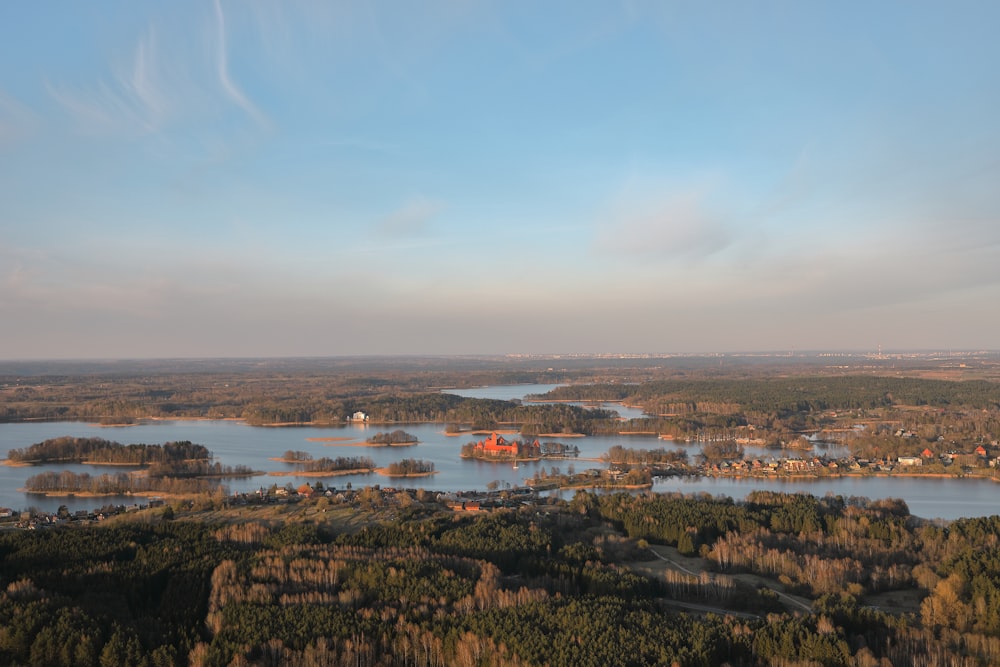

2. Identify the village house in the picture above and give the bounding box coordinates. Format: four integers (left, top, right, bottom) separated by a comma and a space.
783, 458, 809, 472
897, 456, 923, 467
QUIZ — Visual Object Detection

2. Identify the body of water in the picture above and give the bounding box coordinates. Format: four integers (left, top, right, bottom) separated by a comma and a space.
1, 384, 997, 521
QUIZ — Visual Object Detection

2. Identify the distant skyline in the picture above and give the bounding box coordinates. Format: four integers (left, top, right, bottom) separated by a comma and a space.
2, 2, 999, 359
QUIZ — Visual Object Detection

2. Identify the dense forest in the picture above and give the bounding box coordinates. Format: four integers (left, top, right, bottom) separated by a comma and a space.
297, 456, 375, 474
4, 490, 1000, 665
381, 458, 435, 476
22, 470, 221, 496
534, 376, 1000, 414
366, 430, 418, 445
7, 438, 210, 465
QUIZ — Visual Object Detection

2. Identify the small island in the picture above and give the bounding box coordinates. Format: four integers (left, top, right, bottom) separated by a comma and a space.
460, 432, 579, 461
4, 437, 211, 466
270, 455, 376, 477
365, 430, 419, 446
377, 458, 436, 478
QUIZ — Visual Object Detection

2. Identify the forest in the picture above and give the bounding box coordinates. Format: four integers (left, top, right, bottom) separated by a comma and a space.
3, 489, 1000, 666
366, 430, 419, 445
6, 438, 210, 465
22, 470, 220, 496
296, 456, 376, 474
381, 458, 435, 476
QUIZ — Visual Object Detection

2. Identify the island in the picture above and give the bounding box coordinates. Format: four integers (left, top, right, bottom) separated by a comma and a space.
365, 429, 419, 446
269, 455, 376, 477
460, 432, 580, 462
376, 458, 436, 477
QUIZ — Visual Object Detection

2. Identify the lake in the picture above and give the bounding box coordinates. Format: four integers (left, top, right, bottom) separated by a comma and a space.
1, 384, 998, 521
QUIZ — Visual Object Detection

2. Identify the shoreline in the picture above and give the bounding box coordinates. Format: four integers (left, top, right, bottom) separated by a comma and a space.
375, 468, 438, 478
1, 460, 35, 467
680, 469, 994, 482
533, 481, 654, 491
17, 489, 188, 499
268, 469, 375, 478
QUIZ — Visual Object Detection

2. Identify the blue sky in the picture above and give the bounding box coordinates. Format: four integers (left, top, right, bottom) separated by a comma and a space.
2, 1, 999, 358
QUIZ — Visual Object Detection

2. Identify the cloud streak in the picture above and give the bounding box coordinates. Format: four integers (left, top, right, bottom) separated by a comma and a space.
46, 3, 266, 136
214, 0, 266, 126
46, 27, 173, 135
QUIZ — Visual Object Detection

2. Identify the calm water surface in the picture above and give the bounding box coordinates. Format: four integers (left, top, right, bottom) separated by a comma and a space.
1, 384, 998, 520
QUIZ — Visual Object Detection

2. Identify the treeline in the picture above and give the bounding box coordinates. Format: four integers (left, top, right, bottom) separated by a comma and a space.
529, 466, 653, 489
299, 456, 374, 473
603, 445, 688, 465
541, 376, 1000, 416
146, 461, 258, 479
242, 393, 620, 435
23, 470, 220, 495
6, 437, 210, 465
531, 376, 1000, 456
366, 430, 417, 445
382, 459, 435, 476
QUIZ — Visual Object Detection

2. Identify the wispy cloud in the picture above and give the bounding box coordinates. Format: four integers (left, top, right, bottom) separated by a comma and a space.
374, 196, 444, 237
47, 3, 266, 136
213, 0, 266, 126
46, 27, 171, 135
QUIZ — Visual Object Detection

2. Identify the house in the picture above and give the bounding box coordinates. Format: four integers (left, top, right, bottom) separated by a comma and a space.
349, 411, 369, 423
783, 458, 809, 472
975, 445, 988, 457
898, 456, 922, 467
921, 448, 935, 459
297, 483, 314, 498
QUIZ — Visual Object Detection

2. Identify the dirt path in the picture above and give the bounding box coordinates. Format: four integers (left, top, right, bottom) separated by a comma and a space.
643, 544, 814, 614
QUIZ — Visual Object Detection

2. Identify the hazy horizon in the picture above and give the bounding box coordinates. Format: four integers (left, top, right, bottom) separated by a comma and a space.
3, 2, 999, 359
